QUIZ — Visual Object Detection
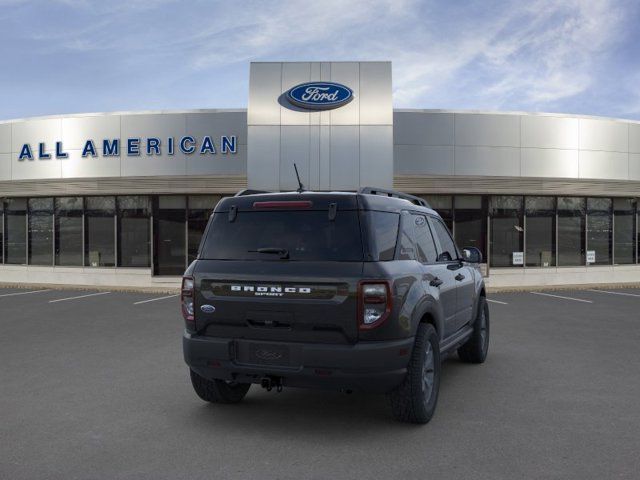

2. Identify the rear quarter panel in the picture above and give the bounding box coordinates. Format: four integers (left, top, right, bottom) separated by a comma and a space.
359, 260, 443, 341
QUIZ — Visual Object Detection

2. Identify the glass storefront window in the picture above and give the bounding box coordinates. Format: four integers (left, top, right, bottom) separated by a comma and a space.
55, 197, 83, 266
525, 197, 556, 267
587, 198, 612, 266
0, 202, 3, 263
422, 195, 453, 230
85, 197, 115, 267
0, 193, 637, 273
557, 197, 585, 266
155, 196, 186, 275
490, 196, 523, 267
187, 195, 219, 264
118, 196, 150, 267
613, 198, 635, 265
454, 196, 486, 261
28, 198, 53, 265
4, 198, 27, 264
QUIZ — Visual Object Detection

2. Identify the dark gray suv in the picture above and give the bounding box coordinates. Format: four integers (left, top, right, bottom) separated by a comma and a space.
182, 188, 489, 423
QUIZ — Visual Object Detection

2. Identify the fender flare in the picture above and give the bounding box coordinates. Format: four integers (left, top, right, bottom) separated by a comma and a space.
470, 277, 487, 326
411, 299, 445, 342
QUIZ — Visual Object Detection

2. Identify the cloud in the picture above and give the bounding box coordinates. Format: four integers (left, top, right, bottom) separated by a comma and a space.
0, 0, 637, 119
187, 0, 417, 69
390, 0, 626, 111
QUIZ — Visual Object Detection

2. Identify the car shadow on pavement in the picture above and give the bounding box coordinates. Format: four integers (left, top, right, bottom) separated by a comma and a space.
179, 357, 472, 437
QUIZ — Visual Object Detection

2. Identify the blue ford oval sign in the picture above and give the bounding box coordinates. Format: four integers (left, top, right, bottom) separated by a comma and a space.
286, 82, 353, 110
200, 304, 216, 314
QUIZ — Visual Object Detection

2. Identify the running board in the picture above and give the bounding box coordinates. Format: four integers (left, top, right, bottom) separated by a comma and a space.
439, 326, 474, 355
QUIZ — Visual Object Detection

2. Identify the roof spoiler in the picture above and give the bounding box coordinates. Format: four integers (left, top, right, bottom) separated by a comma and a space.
358, 187, 430, 208
234, 189, 271, 197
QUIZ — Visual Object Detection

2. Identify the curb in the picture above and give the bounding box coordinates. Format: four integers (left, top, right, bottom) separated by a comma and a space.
486, 282, 640, 293
0, 282, 180, 295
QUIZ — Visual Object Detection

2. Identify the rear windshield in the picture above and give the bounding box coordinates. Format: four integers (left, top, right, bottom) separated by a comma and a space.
200, 210, 364, 261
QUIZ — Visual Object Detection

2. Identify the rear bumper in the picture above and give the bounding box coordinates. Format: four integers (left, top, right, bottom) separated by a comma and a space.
183, 332, 414, 393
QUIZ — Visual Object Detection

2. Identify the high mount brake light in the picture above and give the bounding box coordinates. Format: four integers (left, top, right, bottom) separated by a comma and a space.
358, 281, 392, 330
181, 276, 195, 329
252, 201, 313, 209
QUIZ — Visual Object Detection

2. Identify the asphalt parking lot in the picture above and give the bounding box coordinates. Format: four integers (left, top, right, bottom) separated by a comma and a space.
1, 286, 639, 479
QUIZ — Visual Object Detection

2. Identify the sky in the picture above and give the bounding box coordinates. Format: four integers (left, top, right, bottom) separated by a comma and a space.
0, 0, 639, 121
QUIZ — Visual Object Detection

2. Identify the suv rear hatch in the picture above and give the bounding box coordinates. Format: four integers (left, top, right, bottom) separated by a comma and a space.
193, 194, 364, 344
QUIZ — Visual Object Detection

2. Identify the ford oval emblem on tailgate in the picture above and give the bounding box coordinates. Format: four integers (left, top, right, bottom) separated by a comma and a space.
200, 304, 216, 314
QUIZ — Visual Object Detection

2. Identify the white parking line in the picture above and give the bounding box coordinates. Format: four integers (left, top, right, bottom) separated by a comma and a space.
133, 294, 179, 305
529, 291, 593, 303
49, 292, 111, 303
587, 289, 640, 298
487, 298, 508, 305
0, 289, 51, 298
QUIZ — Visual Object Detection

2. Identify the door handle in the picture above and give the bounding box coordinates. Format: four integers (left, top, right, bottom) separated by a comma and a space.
455, 273, 465, 281
429, 277, 443, 287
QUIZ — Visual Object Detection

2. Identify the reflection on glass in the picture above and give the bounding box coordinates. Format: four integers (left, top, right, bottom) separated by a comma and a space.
156, 196, 186, 275
558, 197, 585, 266
490, 196, 523, 267
525, 197, 556, 267
55, 197, 83, 266
454, 196, 486, 260
188, 195, 219, 264
614, 198, 635, 265
85, 197, 115, 267
118, 196, 150, 267
4, 198, 27, 264
28, 198, 53, 265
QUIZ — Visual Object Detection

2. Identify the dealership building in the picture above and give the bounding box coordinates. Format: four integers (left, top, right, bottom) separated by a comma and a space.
1, 61, 639, 288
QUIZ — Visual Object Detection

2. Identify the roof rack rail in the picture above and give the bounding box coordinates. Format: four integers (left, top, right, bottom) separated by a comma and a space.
234, 189, 271, 197
358, 187, 430, 208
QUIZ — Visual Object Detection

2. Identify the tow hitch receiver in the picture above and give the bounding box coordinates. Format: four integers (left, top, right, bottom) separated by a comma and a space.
260, 376, 283, 392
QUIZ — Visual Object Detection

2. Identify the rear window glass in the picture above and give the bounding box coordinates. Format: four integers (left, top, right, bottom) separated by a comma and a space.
200, 211, 363, 261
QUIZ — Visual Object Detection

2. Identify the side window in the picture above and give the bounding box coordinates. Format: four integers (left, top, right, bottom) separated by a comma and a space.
413, 214, 438, 263
367, 211, 399, 261
429, 217, 458, 262
398, 212, 416, 260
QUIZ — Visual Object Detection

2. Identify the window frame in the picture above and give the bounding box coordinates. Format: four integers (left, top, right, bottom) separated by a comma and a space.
407, 212, 439, 265
427, 215, 460, 263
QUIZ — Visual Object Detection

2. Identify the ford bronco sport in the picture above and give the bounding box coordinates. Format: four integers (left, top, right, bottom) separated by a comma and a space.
182, 187, 489, 423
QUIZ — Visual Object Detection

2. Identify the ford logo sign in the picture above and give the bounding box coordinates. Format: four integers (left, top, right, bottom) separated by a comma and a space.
286, 82, 353, 110
200, 304, 216, 314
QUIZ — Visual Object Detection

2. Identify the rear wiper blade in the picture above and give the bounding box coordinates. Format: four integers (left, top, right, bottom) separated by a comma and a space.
248, 247, 290, 259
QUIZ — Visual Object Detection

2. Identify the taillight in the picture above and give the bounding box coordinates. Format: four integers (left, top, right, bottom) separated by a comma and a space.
358, 281, 392, 330
181, 276, 195, 329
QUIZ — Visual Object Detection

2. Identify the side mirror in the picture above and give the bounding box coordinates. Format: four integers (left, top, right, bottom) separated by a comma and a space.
462, 247, 482, 264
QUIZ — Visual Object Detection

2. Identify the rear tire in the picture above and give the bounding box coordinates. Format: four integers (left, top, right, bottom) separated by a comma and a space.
190, 369, 251, 404
388, 323, 441, 424
458, 296, 490, 364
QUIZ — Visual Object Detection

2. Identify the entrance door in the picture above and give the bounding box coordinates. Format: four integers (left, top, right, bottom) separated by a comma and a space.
154, 196, 186, 276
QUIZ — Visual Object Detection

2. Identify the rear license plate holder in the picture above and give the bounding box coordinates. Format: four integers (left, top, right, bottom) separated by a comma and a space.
235, 341, 292, 367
